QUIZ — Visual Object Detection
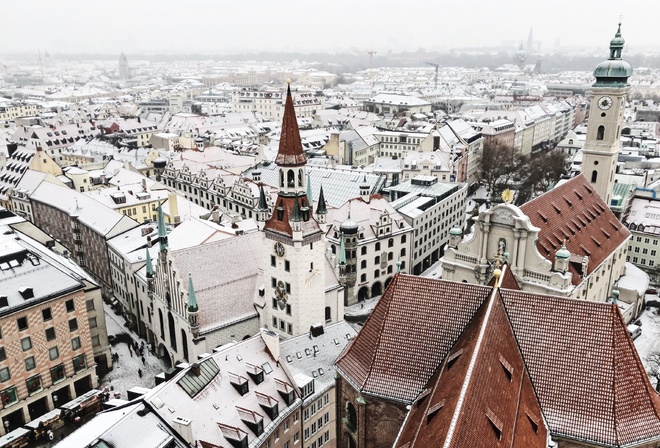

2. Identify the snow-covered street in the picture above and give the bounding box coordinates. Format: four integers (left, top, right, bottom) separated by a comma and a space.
99, 302, 169, 399
634, 295, 660, 370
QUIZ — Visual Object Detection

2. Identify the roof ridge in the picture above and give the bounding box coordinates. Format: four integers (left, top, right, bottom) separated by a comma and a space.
611, 305, 620, 446
443, 287, 498, 447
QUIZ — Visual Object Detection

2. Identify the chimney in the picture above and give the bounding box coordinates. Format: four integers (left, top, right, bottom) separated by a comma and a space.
171, 417, 193, 445
142, 178, 147, 192
190, 362, 201, 377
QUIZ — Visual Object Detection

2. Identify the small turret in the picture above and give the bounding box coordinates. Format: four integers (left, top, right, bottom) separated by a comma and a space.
554, 241, 571, 274
188, 274, 200, 340
306, 176, 314, 209
157, 201, 168, 253
448, 223, 463, 248
338, 232, 347, 280
292, 194, 302, 232
359, 175, 370, 202
145, 248, 154, 299
256, 184, 269, 223
316, 185, 327, 224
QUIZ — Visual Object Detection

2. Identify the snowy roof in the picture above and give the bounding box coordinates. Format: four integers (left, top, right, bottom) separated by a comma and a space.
280, 321, 356, 399
56, 402, 185, 448
31, 182, 139, 237
170, 232, 263, 332
145, 332, 300, 447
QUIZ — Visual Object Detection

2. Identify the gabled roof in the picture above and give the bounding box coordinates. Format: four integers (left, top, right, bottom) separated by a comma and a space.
520, 175, 629, 284
395, 274, 548, 447
335, 275, 490, 402
337, 274, 660, 447
275, 84, 306, 167
500, 288, 660, 446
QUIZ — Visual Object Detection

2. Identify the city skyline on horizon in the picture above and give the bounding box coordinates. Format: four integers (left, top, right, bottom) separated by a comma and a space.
0, 0, 657, 56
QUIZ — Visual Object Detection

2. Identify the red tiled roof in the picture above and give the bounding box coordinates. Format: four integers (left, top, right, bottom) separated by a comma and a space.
335, 275, 491, 402
395, 278, 548, 447
338, 274, 660, 447
520, 175, 630, 285
501, 288, 660, 446
263, 194, 321, 238
275, 85, 307, 167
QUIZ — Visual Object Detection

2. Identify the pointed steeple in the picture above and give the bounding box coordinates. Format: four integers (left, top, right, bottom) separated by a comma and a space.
258, 184, 268, 211
275, 81, 307, 167
339, 232, 347, 265
306, 175, 313, 208
157, 201, 168, 252
187, 274, 198, 313
145, 248, 154, 278
316, 185, 327, 215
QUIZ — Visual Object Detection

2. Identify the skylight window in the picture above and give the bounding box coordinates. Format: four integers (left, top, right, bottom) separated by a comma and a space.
262, 362, 273, 374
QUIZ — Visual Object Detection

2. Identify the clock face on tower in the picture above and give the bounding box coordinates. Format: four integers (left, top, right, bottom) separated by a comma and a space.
274, 242, 285, 257
598, 96, 613, 110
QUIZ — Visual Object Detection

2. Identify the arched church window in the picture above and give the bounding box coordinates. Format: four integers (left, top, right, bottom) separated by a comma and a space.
287, 170, 295, 188
568, 139, 573, 145
298, 169, 303, 187
279, 170, 284, 188
597, 125, 605, 141
168, 311, 177, 351
591, 170, 598, 183
346, 402, 358, 432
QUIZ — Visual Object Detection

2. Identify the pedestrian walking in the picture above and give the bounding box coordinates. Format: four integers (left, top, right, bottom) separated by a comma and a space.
138, 368, 143, 378
141, 355, 145, 364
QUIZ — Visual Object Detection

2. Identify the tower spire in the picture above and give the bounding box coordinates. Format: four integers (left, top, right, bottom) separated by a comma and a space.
187, 273, 198, 313
275, 81, 306, 167
316, 184, 327, 215
157, 201, 168, 252
306, 175, 313, 208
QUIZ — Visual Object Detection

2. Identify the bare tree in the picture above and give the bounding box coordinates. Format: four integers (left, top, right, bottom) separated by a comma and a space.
479, 140, 525, 201
519, 150, 568, 196
646, 349, 660, 392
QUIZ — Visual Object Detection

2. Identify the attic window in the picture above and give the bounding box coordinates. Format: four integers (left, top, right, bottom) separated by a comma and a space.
574, 190, 583, 200
551, 203, 561, 214
486, 408, 503, 441
563, 196, 573, 207
446, 349, 463, 370
591, 236, 601, 248
602, 229, 611, 239
498, 354, 513, 381
426, 399, 446, 423
286, 355, 292, 363
538, 211, 548, 223
525, 411, 539, 434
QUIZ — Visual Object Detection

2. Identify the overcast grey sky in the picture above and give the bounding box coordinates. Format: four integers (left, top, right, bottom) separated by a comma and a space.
0, 0, 655, 55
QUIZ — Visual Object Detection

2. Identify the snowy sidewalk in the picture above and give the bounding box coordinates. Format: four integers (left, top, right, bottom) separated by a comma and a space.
99, 302, 169, 400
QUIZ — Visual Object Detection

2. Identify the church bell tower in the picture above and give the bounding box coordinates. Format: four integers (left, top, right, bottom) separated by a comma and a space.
581, 23, 632, 205
261, 82, 329, 339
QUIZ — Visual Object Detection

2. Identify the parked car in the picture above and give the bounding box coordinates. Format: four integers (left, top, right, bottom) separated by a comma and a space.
628, 324, 642, 341
646, 288, 658, 295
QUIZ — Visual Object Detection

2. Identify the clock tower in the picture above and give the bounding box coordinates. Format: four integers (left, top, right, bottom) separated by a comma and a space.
260, 82, 329, 339
581, 23, 632, 205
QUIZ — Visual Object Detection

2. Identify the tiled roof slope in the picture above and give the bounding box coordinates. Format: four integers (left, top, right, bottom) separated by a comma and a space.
500, 288, 660, 446
520, 175, 630, 285
170, 232, 263, 331
263, 194, 321, 239
338, 274, 660, 447
395, 281, 547, 447
335, 275, 490, 402
275, 84, 306, 167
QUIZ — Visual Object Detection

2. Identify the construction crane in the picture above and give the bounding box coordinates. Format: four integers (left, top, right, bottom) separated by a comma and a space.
425, 62, 439, 89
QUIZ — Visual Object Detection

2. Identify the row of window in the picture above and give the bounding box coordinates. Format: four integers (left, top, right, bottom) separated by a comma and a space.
629, 246, 657, 256
0, 354, 86, 398
628, 256, 656, 267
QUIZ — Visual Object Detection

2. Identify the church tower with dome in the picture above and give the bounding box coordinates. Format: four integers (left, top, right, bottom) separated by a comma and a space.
260, 82, 330, 339
581, 23, 633, 205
